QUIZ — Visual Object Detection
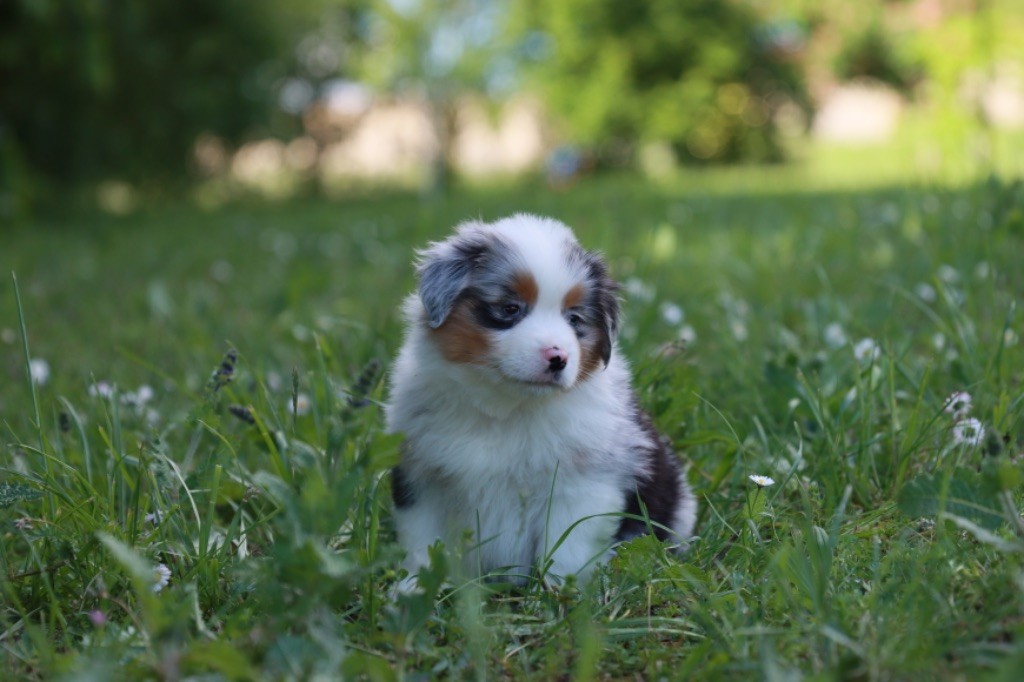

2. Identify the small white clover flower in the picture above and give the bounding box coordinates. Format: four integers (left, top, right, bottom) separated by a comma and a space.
659, 301, 684, 326
952, 418, 985, 447
730, 320, 748, 342
914, 283, 937, 303
623, 277, 655, 303
152, 563, 171, 593
89, 381, 114, 399
122, 385, 155, 408
854, 338, 880, 364
29, 358, 50, 386
943, 391, 972, 419
824, 323, 847, 349
749, 474, 775, 487
679, 324, 697, 345
937, 265, 960, 284
292, 393, 311, 416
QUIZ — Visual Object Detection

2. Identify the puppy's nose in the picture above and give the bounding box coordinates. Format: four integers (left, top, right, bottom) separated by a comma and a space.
543, 347, 568, 372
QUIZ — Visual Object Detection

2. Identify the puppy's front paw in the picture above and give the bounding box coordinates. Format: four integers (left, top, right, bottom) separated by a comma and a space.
390, 573, 422, 600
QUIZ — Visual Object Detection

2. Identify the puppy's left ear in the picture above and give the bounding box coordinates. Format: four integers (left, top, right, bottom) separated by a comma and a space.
585, 251, 621, 366
416, 224, 492, 328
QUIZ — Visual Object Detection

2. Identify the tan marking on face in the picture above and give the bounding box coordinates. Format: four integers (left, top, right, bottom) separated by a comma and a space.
511, 271, 539, 307
431, 300, 492, 365
578, 338, 605, 381
562, 283, 585, 310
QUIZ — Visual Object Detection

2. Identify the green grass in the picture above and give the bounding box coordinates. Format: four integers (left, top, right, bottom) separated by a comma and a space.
2, 170, 1024, 680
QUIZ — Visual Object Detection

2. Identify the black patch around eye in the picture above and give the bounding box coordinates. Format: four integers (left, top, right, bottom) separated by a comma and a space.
472, 298, 527, 330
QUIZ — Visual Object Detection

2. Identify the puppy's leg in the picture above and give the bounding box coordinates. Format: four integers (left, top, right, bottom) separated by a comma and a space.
540, 475, 622, 584
392, 473, 447, 595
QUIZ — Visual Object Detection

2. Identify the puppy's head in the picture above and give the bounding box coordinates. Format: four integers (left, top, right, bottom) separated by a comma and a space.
415, 215, 620, 391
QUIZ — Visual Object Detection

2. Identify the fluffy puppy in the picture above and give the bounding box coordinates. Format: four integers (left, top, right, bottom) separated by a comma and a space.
385, 214, 696, 588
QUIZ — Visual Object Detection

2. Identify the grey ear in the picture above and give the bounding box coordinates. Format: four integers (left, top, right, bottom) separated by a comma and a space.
416, 228, 492, 328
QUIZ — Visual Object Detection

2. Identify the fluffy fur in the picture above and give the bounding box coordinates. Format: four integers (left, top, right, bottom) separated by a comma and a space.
385, 214, 696, 589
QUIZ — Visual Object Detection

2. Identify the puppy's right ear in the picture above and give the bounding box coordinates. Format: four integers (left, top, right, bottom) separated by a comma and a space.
416, 224, 491, 328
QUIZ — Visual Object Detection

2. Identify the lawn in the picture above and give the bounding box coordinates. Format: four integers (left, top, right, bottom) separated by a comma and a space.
2, 168, 1024, 679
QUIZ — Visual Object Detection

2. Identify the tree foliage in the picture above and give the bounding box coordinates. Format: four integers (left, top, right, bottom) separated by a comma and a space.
514, 0, 808, 164
0, 0, 324, 195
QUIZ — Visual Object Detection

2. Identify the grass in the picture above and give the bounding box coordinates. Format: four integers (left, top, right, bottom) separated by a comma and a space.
2, 167, 1024, 679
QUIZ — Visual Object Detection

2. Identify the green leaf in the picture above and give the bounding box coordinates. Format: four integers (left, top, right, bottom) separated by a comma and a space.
0, 481, 43, 508
897, 470, 1005, 530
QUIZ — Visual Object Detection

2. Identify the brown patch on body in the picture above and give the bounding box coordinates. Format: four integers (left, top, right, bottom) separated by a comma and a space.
511, 271, 539, 306
431, 300, 492, 365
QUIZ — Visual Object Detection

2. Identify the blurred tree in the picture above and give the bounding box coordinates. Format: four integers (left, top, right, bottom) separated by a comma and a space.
0, 0, 334, 209
351, 0, 508, 193
513, 0, 809, 165
833, 21, 923, 93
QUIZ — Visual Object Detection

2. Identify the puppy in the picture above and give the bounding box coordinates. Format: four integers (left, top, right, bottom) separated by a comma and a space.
385, 214, 696, 589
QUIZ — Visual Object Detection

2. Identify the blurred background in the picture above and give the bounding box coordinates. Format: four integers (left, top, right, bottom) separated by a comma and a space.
2, 0, 1023, 215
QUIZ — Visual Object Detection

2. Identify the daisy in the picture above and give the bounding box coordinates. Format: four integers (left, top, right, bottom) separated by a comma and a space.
943, 391, 972, 419
749, 474, 775, 487
952, 418, 985, 447
152, 563, 171, 593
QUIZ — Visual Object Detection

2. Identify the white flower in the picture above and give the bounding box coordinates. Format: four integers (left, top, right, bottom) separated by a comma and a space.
292, 393, 311, 416
932, 333, 946, 351
152, 563, 171, 593
974, 262, 990, 279
29, 358, 50, 386
824, 323, 847, 349
937, 265, 960, 284
854, 338, 880, 364
122, 385, 154, 408
730, 320, 748, 342
749, 475, 775, 487
943, 391, 972, 419
914, 283, 937, 303
659, 302, 684, 326
144, 511, 163, 526
1005, 329, 1019, 347
89, 381, 114, 398
623, 277, 655, 303
952, 418, 985, 447
679, 325, 697, 345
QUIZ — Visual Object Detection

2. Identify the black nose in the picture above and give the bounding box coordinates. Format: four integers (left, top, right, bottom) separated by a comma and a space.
548, 355, 567, 372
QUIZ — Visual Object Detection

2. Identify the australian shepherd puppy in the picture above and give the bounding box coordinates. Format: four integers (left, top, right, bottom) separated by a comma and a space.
385, 214, 696, 589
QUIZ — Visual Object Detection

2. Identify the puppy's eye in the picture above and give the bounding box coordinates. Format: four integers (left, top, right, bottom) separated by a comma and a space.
567, 311, 584, 328
502, 303, 522, 317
